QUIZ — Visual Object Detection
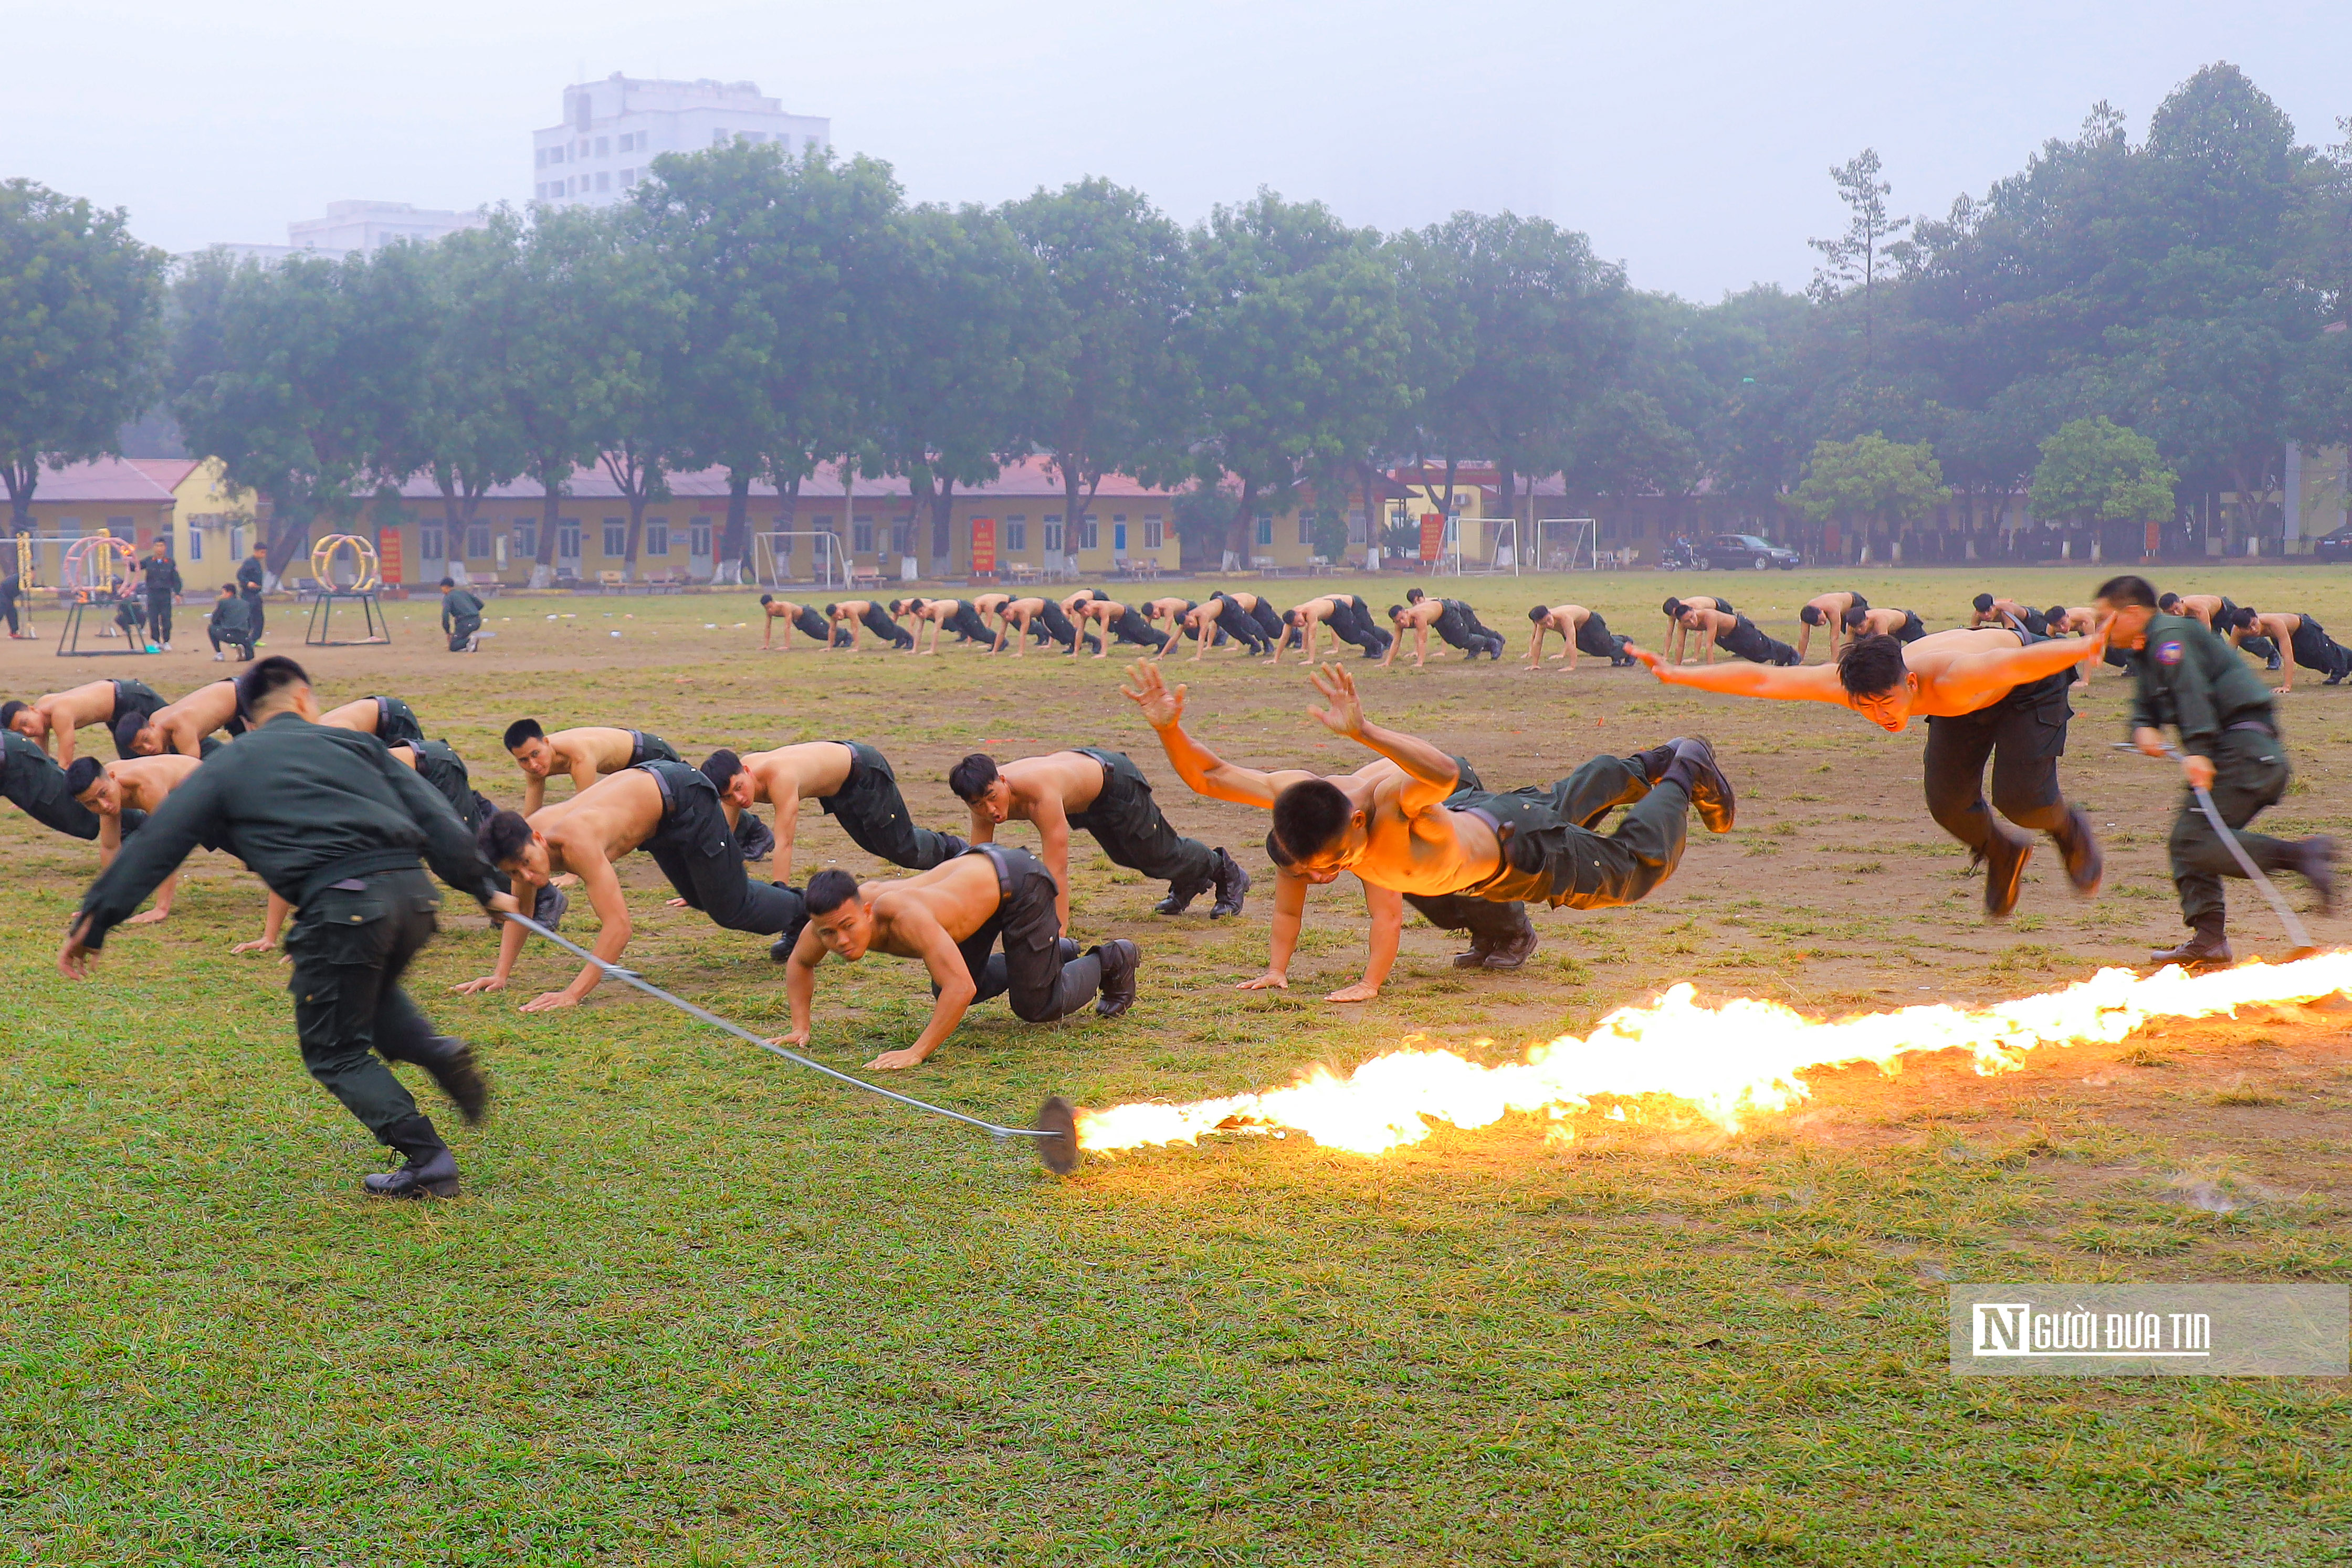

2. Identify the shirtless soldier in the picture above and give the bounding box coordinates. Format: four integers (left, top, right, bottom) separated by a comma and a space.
892, 597, 994, 653
1679, 603, 1799, 666
827, 598, 915, 651
759, 594, 840, 649
734, 740, 967, 882
1275, 594, 1391, 663
4, 729, 138, 841
66, 753, 203, 923
465, 752, 802, 1011
1140, 597, 1215, 649
1066, 592, 1170, 657
1968, 595, 2050, 636
989, 595, 1085, 656
123, 679, 244, 758
2224, 606, 2350, 692
1660, 596, 1733, 664
2160, 593, 2281, 671
1795, 592, 1868, 662
776, 857, 1141, 1070
1406, 587, 1506, 659
1126, 661, 1732, 927
1632, 624, 2106, 916
1525, 603, 1635, 670
949, 748, 1248, 931
320, 694, 427, 750
2, 678, 169, 766
1169, 592, 1276, 659
504, 719, 684, 813
1842, 604, 1929, 644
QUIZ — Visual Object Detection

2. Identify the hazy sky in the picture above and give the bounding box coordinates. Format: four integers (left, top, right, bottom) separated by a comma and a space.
9, 1, 2348, 299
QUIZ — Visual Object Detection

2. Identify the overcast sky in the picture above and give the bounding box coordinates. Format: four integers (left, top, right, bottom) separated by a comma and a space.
8, 1, 2348, 300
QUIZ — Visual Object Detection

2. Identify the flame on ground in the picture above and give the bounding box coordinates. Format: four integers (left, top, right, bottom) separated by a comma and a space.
1076, 953, 2352, 1159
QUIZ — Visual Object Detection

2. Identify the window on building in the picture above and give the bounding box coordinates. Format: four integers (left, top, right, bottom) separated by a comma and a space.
603, 521, 626, 557
690, 519, 711, 557
558, 521, 580, 561
1143, 514, 1163, 549
1255, 514, 1274, 548
467, 524, 490, 559
1006, 516, 1027, 551
420, 526, 443, 561
853, 516, 874, 554
1297, 510, 1317, 545
1044, 514, 1063, 553
512, 521, 537, 558
620, 167, 634, 185
594, 172, 610, 193
889, 520, 910, 556
188, 530, 204, 562
1079, 514, 1099, 551
809, 514, 833, 532
642, 521, 666, 556
595, 136, 609, 157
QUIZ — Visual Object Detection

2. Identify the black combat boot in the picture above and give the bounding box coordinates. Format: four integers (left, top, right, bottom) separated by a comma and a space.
2292, 836, 2337, 915
363, 1119, 460, 1198
1209, 847, 1251, 919
1092, 940, 1140, 1018
1978, 824, 2033, 918
735, 812, 775, 861
411, 1036, 490, 1125
1665, 736, 1736, 834
2053, 805, 2104, 897
2150, 927, 2232, 967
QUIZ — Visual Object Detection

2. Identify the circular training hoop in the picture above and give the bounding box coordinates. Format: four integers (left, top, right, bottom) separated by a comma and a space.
60, 535, 138, 597
311, 533, 381, 593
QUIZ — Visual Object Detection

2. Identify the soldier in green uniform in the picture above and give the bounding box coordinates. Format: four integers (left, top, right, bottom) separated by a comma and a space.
439, 577, 485, 653
57, 657, 521, 1198
2095, 575, 2335, 965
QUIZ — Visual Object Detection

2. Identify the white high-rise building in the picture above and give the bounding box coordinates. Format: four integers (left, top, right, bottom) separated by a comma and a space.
532, 75, 830, 207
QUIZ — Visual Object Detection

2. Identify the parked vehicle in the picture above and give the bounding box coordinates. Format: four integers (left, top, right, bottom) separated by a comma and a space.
1658, 537, 1702, 571
2314, 527, 2352, 564
1694, 533, 1801, 571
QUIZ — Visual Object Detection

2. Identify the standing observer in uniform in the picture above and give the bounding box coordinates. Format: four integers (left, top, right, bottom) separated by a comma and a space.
58, 657, 520, 1198
142, 541, 182, 652
440, 576, 484, 653
2095, 575, 2335, 966
237, 544, 268, 645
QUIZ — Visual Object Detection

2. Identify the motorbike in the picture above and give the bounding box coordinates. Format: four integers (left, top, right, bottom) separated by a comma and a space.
1658, 538, 1700, 571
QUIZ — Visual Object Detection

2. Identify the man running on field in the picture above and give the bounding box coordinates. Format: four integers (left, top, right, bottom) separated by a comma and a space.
1632, 625, 2106, 915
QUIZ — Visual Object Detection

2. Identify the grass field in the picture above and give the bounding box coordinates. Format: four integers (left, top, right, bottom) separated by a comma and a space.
4, 565, 2349, 1565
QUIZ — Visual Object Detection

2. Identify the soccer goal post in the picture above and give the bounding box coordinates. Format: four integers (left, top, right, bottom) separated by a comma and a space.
1535, 518, 1601, 572
753, 531, 847, 591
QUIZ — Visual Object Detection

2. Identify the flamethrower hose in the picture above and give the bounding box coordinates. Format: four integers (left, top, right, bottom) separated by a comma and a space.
496, 911, 1070, 1152
2109, 742, 2315, 952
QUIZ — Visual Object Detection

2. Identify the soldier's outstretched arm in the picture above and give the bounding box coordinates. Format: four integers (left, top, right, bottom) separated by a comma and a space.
1307, 664, 1458, 811
1121, 660, 1311, 808
1630, 644, 1848, 705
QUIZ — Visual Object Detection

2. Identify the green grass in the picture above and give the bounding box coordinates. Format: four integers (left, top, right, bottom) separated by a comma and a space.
3, 566, 2350, 1564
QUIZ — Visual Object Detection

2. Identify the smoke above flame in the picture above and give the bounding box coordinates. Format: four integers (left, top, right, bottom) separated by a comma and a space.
1077, 953, 2352, 1159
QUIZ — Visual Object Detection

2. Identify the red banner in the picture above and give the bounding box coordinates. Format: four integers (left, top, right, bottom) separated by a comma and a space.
970, 517, 996, 576
1418, 512, 1445, 562
379, 529, 404, 586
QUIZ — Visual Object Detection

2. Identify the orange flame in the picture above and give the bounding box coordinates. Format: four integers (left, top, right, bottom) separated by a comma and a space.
1077, 954, 2352, 1158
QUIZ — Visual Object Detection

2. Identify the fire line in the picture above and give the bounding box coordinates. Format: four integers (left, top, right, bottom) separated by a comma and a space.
1076, 953, 2352, 1159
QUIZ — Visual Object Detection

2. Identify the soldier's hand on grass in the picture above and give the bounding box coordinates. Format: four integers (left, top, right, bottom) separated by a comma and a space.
865, 1046, 931, 1071
767, 1026, 812, 1049
1307, 663, 1365, 738
1237, 970, 1288, 992
57, 917, 95, 980
2182, 754, 2216, 791
452, 974, 508, 995
1120, 662, 1185, 727
520, 990, 579, 1013
1324, 981, 1380, 1003
229, 936, 277, 955
667, 896, 690, 908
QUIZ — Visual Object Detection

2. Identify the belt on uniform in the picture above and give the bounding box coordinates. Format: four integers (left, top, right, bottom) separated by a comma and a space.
640, 758, 677, 813
2226, 719, 2277, 738
968, 840, 1017, 898
296, 847, 423, 909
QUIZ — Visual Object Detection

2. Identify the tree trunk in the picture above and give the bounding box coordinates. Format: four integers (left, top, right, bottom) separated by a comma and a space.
1224, 476, 1257, 565
928, 478, 956, 572
4, 463, 35, 534
265, 496, 313, 581
719, 470, 752, 585
530, 465, 564, 589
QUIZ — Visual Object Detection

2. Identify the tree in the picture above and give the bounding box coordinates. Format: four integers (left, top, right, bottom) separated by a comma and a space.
2030, 416, 2177, 529
500, 206, 626, 587
1791, 433, 1949, 559
173, 248, 430, 576
412, 219, 531, 561
643, 144, 906, 580
1394, 211, 1628, 534
1808, 149, 1912, 363
1004, 179, 1189, 553
0, 180, 167, 533
1186, 191, 1410, 561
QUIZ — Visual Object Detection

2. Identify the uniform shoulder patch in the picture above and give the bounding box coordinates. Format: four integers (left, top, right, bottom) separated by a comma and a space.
2156, 640, 2184, 666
